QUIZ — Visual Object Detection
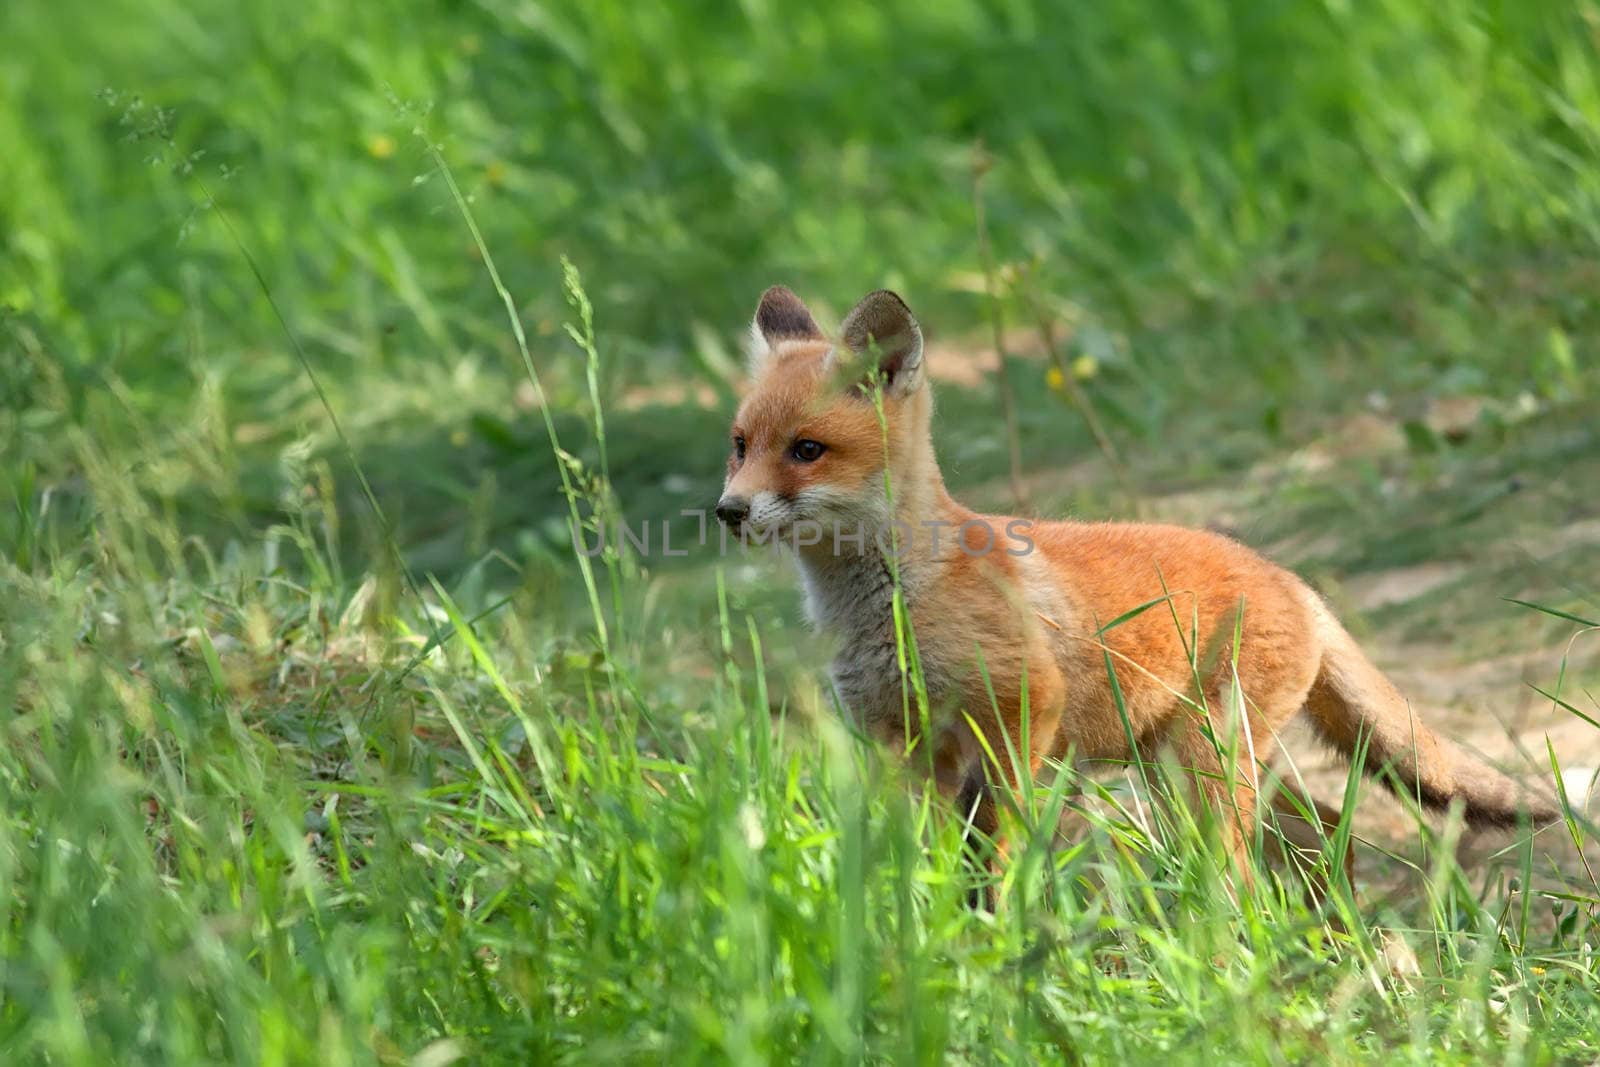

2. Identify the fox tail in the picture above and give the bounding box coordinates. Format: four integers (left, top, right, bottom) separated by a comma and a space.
1301, 598, 1559, 829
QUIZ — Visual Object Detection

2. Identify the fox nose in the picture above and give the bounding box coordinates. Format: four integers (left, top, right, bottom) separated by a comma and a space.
715, 496, 750, 526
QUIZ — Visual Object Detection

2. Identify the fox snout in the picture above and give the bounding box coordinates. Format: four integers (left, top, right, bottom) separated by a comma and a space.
715, 496, 750, 527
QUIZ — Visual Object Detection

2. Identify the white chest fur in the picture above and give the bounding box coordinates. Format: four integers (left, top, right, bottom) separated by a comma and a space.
793, 549, 945, 727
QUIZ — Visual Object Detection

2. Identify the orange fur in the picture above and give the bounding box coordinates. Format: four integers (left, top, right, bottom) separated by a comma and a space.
719, 286, 1558, 901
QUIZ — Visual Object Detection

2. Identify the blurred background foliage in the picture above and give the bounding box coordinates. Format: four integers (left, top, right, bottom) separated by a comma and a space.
7, 0, 1599, 418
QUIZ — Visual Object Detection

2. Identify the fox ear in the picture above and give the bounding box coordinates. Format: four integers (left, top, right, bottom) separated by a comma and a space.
748, 285, 823, 375
837, 289, 923, 397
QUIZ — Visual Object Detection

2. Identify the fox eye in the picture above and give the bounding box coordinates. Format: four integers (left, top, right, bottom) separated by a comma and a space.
733, 435, 746, 462
791, 439, 826, 463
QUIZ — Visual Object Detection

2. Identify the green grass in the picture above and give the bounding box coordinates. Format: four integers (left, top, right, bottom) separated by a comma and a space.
5, 0, 1600, 1062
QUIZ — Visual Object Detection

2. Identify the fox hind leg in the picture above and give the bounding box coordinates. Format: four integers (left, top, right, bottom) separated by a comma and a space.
1265, 783, 1355, 910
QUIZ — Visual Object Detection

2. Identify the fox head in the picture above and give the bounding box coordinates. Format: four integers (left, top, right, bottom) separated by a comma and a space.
716, 286, 938, 546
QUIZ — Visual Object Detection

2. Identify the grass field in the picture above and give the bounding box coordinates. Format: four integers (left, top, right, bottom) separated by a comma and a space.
4, 0, 1600, 1062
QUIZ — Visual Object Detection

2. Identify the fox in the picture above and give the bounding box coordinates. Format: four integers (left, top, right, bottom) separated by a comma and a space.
716, 284, 1559, 899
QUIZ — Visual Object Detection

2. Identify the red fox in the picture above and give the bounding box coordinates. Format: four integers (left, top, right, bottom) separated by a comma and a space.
717, 285, 1558, 893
